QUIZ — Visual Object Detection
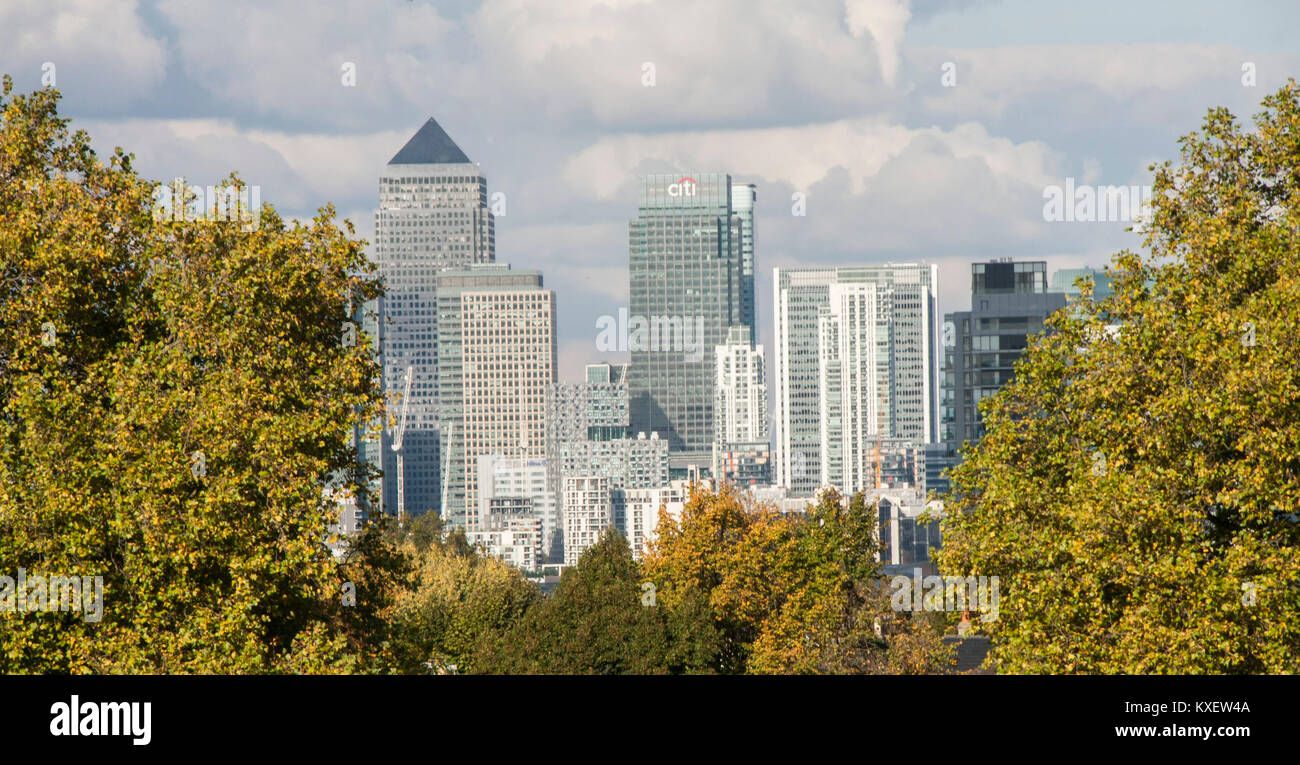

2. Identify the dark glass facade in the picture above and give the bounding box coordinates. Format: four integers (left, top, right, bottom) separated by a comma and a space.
628, 173, 749, 456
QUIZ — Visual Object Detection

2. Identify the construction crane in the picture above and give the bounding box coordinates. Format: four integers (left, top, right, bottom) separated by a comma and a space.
391, 365, 414, 524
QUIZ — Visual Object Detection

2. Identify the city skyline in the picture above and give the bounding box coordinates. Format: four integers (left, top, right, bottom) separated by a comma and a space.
23, 2, 1298, 385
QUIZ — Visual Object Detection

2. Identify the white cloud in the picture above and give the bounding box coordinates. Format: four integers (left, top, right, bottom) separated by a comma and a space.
155, 0, 459, 126
562, 116, 1060, 200
911, 43, 1279, 121
845, 0, 913, 86
0, 0, 166, 106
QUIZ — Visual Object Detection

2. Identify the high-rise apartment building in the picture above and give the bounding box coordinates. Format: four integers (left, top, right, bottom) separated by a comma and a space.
621, 481, 690, 559
712, 325, 770, 486
941, 259, 1066, 450
436, 264, 555, 530
732, 184, 758, 336
545, 362, 631, 493
468, 455, 554, 570
714, 325, 767, 444
773, 264, 939, 495
628, 173, 752, 459
563, 476, 614, 566
546, 362, 668, 558
373, 118, 495, 517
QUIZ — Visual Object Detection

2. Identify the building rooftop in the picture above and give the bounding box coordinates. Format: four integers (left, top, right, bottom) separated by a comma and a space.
388, 117, 472, 165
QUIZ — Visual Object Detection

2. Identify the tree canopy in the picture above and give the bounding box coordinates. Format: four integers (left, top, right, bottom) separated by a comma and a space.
0, 76, 385, 672
938, 80, 1300, 673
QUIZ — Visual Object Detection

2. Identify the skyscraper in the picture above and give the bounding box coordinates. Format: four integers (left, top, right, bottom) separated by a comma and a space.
732, 184, 758, 336
373, 117, 495, 517
436, 264, 555, 531
711, 325, 771, 486
714, 325, 767, 445
942, 259, 1067, 451
627, 173, 751, 461
773, 264, 939, 495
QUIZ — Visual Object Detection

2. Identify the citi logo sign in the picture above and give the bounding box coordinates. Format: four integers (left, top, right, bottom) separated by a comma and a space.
667, 177, 697, 197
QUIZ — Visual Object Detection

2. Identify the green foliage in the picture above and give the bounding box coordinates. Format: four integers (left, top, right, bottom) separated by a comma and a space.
475, 528, 720, 674
938, 81, 1300, 673
644, 485, 954, 674
0, 77, 386, 673
384, 522, 541, 675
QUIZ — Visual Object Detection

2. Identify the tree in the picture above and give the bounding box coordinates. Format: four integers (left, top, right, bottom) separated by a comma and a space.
0, 77, 387, 673
641, 483, 755, 672
938, 81, 1300, 673
384, 523, 541, 675
644, 485, 954, 674
475, 528, 720, 674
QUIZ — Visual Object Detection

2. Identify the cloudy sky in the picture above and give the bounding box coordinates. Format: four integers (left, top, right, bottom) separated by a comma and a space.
3, 0, 1298, 381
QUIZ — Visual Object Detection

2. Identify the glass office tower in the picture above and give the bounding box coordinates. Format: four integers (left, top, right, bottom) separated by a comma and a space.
627, 173, 750, 460
372, 117, 495, 518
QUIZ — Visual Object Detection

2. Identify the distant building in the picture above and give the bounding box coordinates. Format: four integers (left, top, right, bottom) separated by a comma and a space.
546, 363, 630, 451
620, 480, 691, 559
628, 174, 753, 459
437, 264, 556, 531
874, 488, 944, 577
924, 442, 957, 499
468, 514, 544, 572
1050, 266, 1113, 300
563, 476, 615, 565
745, 485, 816, 515
712, 441, 772, 488
324, 484, 363, 559
942, 260, 1067, 451
373, 117, 495, 518
555, 435, 670, 495
714, 326, 767, 444
547, 363, 669, 560
774, 264, 940, 496
471, 454, 556, 566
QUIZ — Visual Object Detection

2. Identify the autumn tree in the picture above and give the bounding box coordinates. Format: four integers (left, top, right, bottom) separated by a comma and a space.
0, 77, 387, 672
938, 81, 1300, 673
383, 521, 541, 675
644, 485, 954, 674
474, 528, 721, 674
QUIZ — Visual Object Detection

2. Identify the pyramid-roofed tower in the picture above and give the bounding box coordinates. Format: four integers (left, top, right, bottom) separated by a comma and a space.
370, 117, 495, 523
388, 117, 472, 165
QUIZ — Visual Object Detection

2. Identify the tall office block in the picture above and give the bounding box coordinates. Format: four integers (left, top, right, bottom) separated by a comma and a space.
942, 259, 1066, 450
773, 264, 939, 495
628, 173, 751, 459
373, 117, 495, 517
732, 184, 758, 336
436, 264, 555, 530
